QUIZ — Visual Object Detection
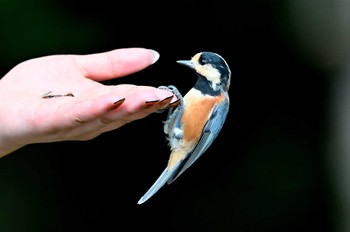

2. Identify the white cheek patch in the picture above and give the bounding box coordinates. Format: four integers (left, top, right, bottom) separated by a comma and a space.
197, 65, 221, 91
191, 54, 222, 91
204, 65, 221, 85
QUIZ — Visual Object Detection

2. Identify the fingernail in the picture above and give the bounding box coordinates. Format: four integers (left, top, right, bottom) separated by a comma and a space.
144, 99, 160, 108
167, 99, 181, 109
149, 49, 160, 64
158, 95, 173, 110
108, 98, 125, 110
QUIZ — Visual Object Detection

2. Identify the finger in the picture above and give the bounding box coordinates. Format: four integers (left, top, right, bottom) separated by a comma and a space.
56, 86, 178, 139
89, 87, 180, 134
74, 48, 160, 81
72, 96, 175, 138
111, 84, 179, 105
96, 95, 177, 134
36, 85, 179, 141
83, 86, 177, 125
61, 95, 125, 127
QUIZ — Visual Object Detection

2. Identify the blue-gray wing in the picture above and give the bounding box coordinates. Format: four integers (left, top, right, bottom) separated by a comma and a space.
137, 161, 183, 204
137, 102, 185, 204
168, 96, 230, 183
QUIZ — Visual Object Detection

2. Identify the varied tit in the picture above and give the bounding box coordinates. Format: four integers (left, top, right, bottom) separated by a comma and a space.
138, 51, 231, 204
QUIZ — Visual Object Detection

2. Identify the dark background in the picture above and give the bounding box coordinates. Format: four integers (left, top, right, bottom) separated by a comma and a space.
1, 0, 349, 231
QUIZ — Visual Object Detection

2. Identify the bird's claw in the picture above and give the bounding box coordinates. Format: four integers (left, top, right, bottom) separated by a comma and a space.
156, 85, 183, 113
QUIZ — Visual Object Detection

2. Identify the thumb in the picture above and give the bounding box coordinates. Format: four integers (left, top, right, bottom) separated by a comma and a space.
74, 48, 160, 81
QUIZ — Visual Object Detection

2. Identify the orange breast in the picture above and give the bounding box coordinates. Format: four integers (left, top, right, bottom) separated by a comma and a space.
167, 89, 225, 169
181, 89, 224, 143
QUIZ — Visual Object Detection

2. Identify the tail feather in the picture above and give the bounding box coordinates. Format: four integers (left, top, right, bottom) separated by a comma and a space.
137, 162, 181, 204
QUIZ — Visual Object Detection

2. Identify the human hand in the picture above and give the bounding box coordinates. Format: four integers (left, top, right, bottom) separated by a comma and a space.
0, 48, 178, 157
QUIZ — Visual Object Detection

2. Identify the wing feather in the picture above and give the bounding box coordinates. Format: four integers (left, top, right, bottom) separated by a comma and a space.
137, 162, 183, 204
168, 97, 229, 183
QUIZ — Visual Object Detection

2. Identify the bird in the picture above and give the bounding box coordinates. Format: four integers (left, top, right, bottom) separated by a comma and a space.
137, 51, 231, 204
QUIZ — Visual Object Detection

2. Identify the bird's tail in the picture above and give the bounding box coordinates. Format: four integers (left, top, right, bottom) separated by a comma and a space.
137, 162, 181, 204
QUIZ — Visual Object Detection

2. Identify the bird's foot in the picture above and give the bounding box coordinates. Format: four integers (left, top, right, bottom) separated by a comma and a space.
156, 85, 183, 113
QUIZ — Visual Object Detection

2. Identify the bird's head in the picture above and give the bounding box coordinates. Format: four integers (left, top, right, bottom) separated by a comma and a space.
177, 52, 231, 92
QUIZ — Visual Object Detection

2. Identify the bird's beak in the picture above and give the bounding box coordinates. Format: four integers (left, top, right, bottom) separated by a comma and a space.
176, 60, 194, 69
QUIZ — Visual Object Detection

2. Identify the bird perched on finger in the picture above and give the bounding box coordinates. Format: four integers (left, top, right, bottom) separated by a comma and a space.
137, 51, 231, 204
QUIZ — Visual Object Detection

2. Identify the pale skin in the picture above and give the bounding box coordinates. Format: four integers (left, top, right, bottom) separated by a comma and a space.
0, 48, 178, 158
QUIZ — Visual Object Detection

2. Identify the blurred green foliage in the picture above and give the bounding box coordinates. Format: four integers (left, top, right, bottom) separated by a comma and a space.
0, 0, 102, 68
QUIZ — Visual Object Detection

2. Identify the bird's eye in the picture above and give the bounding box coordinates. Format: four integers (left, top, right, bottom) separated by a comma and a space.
198, 57, 206, 65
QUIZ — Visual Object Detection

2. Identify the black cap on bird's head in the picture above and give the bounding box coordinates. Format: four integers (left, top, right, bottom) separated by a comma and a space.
177, 52, 231, 92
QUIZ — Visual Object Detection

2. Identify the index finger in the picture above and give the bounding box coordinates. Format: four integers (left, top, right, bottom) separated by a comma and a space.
74, 48, 160, 81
